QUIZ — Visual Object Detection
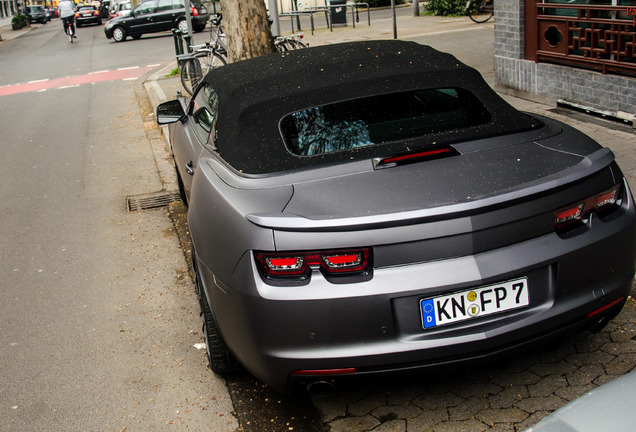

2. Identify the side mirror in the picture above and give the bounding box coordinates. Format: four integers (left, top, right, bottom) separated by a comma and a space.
156, 99, 185, 125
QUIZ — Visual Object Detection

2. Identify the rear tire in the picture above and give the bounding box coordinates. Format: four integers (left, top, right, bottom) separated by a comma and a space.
195, 265, 236, 375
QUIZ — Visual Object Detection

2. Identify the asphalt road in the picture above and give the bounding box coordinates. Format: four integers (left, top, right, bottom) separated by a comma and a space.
0, 22, 236, 431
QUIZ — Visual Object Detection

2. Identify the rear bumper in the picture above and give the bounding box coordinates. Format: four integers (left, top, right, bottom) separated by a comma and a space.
77, 17, 101, 24
285, 295, 627, 392
198, 184, 636, 393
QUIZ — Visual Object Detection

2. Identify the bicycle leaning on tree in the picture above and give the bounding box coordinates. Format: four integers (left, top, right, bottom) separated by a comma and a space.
179, 13, 309, 95
209, 12, 308, 58
179, 41, 227, 95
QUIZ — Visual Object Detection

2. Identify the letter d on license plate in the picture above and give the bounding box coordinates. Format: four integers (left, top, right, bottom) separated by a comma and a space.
421, 277, 529, 329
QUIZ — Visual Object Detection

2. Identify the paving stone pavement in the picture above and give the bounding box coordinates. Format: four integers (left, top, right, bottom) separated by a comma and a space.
310, 297, 636, 431
143, 6, 636, 432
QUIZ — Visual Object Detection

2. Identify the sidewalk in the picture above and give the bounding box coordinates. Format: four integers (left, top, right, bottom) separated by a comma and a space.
0, 21, 32, 43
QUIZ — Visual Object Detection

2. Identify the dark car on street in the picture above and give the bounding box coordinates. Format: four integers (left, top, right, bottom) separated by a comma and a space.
104, 0, 208, 42
98, 0, 110, 19
156, 40, 636, 394
47, 7, 59, 18
75, 5, 102, 27
26, 5, 47, 24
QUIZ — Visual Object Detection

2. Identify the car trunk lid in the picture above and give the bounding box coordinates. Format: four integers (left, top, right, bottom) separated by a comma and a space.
245, 144, 615, 232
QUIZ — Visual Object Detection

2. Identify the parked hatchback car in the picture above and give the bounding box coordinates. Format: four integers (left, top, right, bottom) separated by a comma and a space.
75, 5, 102, 26
109, 0, 131, 19
26, 5, 47, 24
156, 40, 636, 394
104, 0, 208, 42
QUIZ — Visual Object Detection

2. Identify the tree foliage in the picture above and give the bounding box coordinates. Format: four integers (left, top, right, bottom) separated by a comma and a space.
425, 0, 466, 16
219, 0, 276, 63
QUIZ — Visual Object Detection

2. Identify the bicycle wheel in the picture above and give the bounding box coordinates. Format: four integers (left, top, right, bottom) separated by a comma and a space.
467, 0, 493, 23
287, 39, 308, 50
274, 40, 289, 53
199, 51, 227, 76
181, 58, 203, 96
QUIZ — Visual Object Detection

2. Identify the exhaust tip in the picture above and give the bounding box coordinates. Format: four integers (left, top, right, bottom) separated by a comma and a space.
590, 316, 611, 334
306, 381, 336, 397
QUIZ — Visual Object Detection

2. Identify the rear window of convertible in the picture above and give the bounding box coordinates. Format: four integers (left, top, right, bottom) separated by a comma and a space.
280, 88, 492, 156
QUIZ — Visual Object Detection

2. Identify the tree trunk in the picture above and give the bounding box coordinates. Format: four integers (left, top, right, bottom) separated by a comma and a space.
220, 0, 276, 63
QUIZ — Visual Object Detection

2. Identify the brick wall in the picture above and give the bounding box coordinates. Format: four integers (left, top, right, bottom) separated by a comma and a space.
494, 0, 636, 120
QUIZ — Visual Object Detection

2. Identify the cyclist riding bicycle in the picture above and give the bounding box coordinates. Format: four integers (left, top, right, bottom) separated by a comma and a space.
58, 0, 77, 37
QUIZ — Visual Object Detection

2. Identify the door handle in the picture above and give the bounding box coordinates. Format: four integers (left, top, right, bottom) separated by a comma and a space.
185, 161, 194, 175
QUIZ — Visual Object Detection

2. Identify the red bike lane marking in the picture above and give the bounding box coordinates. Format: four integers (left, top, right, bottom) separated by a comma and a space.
0, 65, 159, 97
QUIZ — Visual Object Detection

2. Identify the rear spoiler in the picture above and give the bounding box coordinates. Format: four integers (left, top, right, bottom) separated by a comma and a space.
245, 148, 616, 232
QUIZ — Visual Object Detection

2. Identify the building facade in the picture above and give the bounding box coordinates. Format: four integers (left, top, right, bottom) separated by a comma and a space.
494, 0, 636, 122
1, 0, 20, 19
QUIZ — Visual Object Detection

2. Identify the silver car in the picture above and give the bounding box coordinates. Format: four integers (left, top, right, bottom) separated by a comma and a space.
156, 40, 636, 393
525, 371, 636, 431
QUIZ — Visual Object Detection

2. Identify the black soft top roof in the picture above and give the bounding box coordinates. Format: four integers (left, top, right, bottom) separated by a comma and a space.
204, 40, 539, 175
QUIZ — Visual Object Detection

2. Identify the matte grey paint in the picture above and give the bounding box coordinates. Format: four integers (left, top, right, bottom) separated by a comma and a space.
156, 42, 636, 393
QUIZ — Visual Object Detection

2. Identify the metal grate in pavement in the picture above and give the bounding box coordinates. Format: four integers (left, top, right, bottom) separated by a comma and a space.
126, 191, 181, 211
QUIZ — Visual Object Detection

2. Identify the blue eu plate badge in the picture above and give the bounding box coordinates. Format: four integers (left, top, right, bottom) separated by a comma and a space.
421, 299, 437, 328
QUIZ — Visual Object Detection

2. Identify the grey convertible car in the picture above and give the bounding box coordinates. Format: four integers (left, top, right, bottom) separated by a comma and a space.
156, 40, 636, 394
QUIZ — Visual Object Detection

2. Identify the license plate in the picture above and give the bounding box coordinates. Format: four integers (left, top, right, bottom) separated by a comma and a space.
420, 277, 529, 329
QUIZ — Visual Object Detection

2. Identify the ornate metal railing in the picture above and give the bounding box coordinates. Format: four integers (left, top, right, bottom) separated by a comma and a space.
525, 2, 636, 76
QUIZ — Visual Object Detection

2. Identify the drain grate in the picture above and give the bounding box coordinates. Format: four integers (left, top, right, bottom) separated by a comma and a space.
127, 191, 181, 211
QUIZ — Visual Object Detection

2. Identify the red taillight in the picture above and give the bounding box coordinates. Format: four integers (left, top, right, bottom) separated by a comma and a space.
555, 203, 585, 226
587, 297, 624, 318
264, 256, 304, 274
94, 10, 99, 15
75, 12, 80, 17
256, 248, 371, 278
374, 146, 459, 168
554, 184, 622, 229
191, 6, 198, 16
290, 368, 356, 376
382, 148, 452, 165
596, 187, 619, 208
